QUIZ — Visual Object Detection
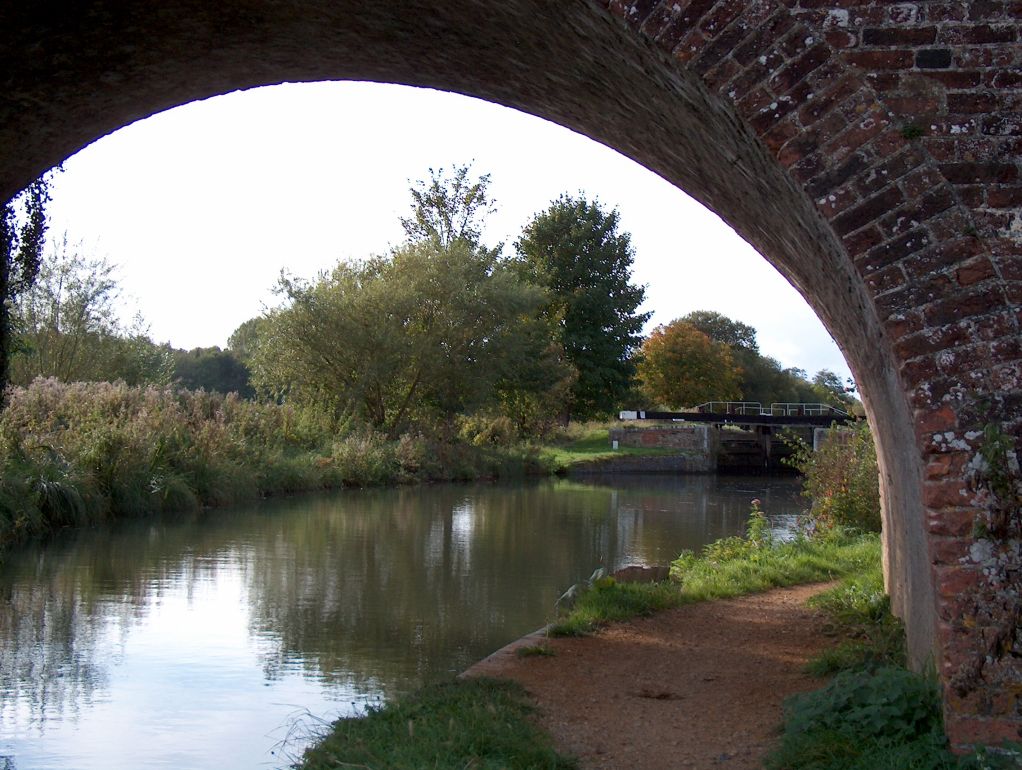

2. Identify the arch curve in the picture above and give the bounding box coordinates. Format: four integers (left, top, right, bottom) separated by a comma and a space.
3, 0, 1020, 745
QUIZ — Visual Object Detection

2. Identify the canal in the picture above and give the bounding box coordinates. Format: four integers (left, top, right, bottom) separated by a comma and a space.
0, 474, 805, 769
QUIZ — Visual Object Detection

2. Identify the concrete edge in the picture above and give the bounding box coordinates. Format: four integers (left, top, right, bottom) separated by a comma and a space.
458, 625, 554, 679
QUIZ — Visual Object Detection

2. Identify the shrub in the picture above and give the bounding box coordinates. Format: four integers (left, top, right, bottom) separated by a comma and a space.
785, 420, 881, 533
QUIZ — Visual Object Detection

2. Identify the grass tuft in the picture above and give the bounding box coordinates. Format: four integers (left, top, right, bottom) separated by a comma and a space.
297, 677, 576, 770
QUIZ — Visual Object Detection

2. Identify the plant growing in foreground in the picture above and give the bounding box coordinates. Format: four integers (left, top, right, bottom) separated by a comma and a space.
298, 677, 575, 770
784, 420, 881, 533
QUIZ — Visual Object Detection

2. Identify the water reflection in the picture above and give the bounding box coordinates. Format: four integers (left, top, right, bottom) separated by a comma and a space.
0, 474, 803, 770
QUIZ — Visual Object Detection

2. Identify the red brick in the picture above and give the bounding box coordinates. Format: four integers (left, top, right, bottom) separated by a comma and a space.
884, 313, 924, 340
901, 167, 945, 199
917, 405, 958, 433
798, 75, 861, 125
832, 186, 907, 236
903, 347, 940, 386
925, 70, 984, 89
988, 185, 1022, 207
732, 10, 795, 66
930, 536, 976, 565
865, 263, 906, 293
843, 225, 884, 257
957, 258, 998, 286
825, 110, 891, 160
927, 507, 980, 537
934, 565, 982, 597
940, 23, 1019, 45
608, 0, 659, 24
843, 50, 915, 70
940, 162, 1019, 184
948, 93, 1001, 114
884, 96, 942, 115
923, 480, 976, 509
769, 44, 831, 95
946, 715, 1022, 748
862, 26, 937, 46
824, 28, 857, 49
925, 452, 971, 480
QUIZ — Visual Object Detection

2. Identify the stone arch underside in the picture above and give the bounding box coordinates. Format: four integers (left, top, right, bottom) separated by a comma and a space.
3, 0, 1020, 747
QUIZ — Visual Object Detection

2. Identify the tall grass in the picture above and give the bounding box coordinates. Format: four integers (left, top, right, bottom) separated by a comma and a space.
0, 379, 547, 551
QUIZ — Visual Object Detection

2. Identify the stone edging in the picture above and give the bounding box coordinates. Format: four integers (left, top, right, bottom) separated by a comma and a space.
458, 625, 553, 679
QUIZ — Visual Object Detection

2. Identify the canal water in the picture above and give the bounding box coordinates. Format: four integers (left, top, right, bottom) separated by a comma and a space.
0, 474, 805, 770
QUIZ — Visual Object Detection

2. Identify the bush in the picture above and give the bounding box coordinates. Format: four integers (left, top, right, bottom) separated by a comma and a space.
786, 420, 881, 533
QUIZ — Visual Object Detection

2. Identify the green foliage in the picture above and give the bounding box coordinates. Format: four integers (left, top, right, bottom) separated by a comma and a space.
400, 164, 498, 250
253, 239, 545, 434
298, 677, 576, 770
170, 346, 253, 397
11, 239, 172, 387
535, 425, 678, 472
672, 528, 879, 603
785, 667, 943, 746
1, 176, 50, 405
785, 420, 881, 533
762, 668, 962, 770
0, 379, 551, 552
636, 320, 742, 409
516, 643, 557, 658
805, 564, 906, 676
514, 195, 650, 420
548, 577, 683, 637
681, 309, 759, 353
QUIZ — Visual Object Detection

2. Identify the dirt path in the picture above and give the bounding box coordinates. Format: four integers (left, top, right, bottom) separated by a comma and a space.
463, 583, 837, 770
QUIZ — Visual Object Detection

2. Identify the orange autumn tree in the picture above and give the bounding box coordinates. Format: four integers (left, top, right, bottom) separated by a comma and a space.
637, 320, 742, 409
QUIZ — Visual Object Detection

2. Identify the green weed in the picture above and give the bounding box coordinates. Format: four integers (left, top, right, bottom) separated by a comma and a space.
298, 677, 576, 770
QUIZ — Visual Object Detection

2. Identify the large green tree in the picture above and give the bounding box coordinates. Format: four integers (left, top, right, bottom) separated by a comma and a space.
1, 178, 49, 405
514, 195, 650, 420
252, 239, 544, 434
681, 310, 759, 353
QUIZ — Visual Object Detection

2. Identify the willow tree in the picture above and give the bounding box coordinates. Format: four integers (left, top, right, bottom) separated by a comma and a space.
252, 240, 544, 434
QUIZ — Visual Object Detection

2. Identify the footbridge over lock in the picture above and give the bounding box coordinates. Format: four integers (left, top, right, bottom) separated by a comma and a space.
618, 402, 857, 471
3, 0, 1021, 747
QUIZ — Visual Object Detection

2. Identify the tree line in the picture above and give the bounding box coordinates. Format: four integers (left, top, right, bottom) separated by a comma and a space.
1, 167, 856, 431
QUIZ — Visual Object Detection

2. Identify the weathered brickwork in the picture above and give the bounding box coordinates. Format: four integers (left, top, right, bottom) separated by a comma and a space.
596, 0, 1022, 746
609, 425, 713, 451
0, 0, 1019, 748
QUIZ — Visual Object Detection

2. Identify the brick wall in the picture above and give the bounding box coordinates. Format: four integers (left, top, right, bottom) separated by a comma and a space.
601, 0, 1022, 746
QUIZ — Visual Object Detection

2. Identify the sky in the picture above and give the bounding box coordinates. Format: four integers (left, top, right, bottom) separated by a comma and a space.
44, 80, 853, 383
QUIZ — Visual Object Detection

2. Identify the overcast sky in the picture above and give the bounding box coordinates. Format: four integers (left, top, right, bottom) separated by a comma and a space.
44, 80, 853, 383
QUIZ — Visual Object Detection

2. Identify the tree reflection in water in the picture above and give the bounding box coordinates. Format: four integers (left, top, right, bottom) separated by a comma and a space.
0, 474, 803, 769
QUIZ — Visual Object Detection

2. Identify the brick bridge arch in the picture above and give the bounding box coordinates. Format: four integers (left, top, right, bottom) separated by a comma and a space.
2, 0, 1020, 746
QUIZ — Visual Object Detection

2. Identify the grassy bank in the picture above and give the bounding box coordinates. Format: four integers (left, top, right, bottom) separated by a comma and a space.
0, 382, 682, 554
298, 677, 575, 770
535, 424, 677, 472
0, 379, 552, 552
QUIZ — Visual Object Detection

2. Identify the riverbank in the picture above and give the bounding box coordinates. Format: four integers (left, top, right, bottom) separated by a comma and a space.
0, 379, 686, 554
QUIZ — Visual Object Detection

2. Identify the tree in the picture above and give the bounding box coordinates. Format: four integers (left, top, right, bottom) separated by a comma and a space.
514, 195, 650, 420
171, 346, 254, 397
1, 177, 49, 405
11, 237, 171, 386
681, 310, 759, 353
252, 239, 544, 434
636, 320, 742, 409
400, 164, 497, 250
